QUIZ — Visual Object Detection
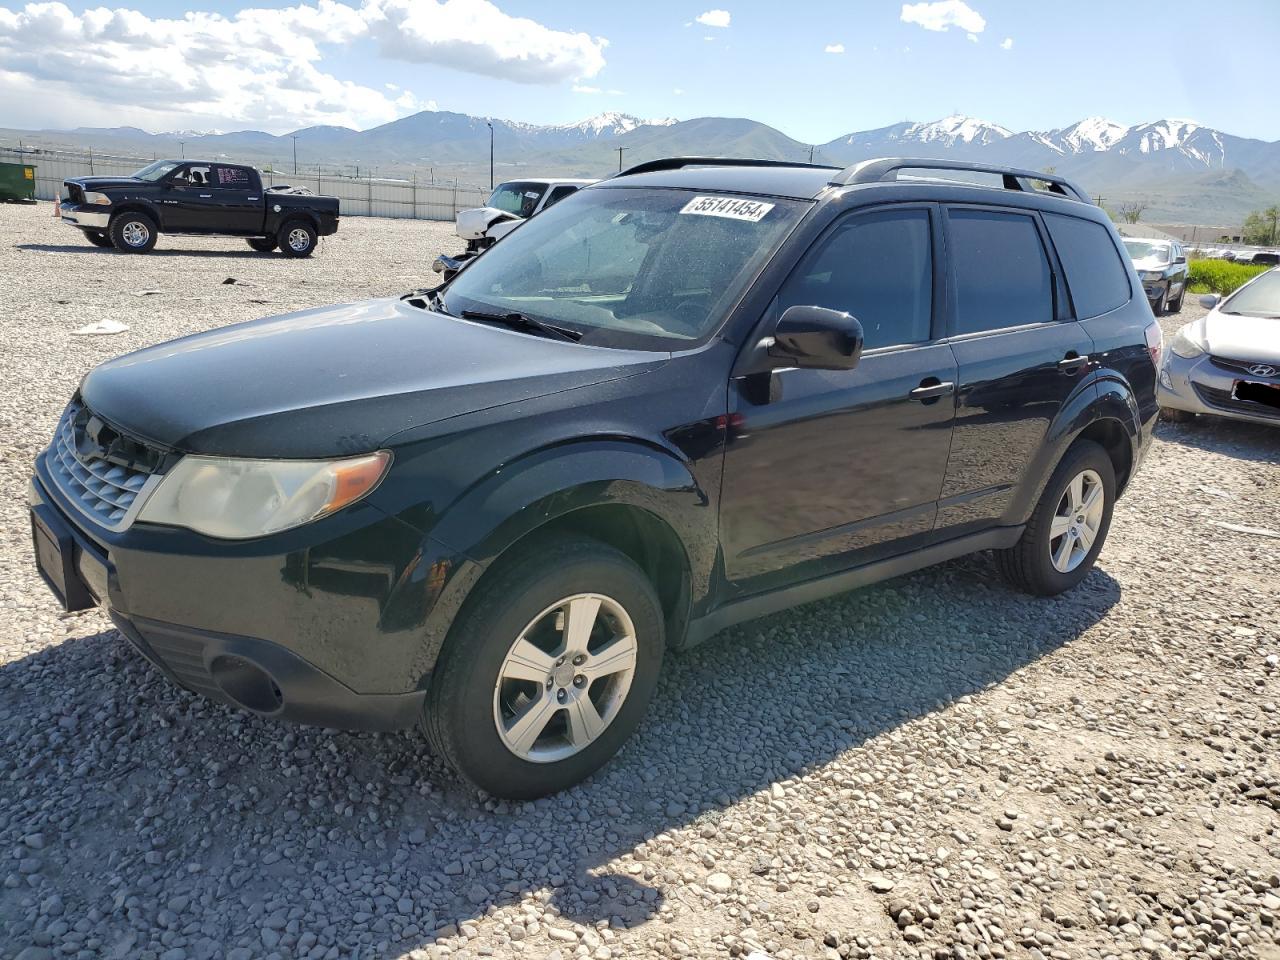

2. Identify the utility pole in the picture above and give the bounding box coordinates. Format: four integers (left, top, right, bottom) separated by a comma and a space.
616, 146, 627, 172
808, 145, 815, 163
291, 135, 298, 175
179, 139, 185, 159
487, 121, 494, 191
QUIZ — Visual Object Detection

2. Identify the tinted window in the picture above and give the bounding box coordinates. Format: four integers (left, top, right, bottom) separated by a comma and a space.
949, 210, 1053, 334
1044, 214, 1131, 318
543, 185, 579, 208
779, 209, 932, 350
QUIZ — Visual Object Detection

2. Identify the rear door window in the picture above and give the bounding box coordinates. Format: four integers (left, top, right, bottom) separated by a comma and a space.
211, 166, 253, 190
778, 208, 933, 350
947, 209, 1054, 335
1043, 213, 1132, 318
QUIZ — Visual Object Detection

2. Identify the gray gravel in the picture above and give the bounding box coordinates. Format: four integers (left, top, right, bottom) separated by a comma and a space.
1, 202, 1278, 960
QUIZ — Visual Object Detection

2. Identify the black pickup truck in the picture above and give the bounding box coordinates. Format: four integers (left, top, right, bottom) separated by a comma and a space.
60, 159, 339, 256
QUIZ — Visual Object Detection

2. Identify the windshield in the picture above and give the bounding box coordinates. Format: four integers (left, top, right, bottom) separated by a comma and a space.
488, 181, 547, 218
1123, 240, 1171, 262
1221, 269, 1280, 317
132, 160, 182, 182
441, 187, 807, 349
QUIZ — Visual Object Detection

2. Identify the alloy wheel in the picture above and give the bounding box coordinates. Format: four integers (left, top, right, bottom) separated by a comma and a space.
288, 228, 311, 252
1049, 468, 1105, 573
122, 221, 149, 247
493, 593, 637, 763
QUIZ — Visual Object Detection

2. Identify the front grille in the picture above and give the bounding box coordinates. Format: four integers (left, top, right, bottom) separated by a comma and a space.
45, 401, 164, 531
64, 182, 84, 204
1193, 383, 1280, 421
1210, 355, 1280, 380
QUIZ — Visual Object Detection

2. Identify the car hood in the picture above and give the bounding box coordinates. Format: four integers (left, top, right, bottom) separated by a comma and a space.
1130, 256, 1171, 272
1203, 311, 1280, 363
66, 176, 143, 190
79, 297, 666, 458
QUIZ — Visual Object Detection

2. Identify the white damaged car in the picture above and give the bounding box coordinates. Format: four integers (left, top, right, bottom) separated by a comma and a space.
1158, 267, 1280, 426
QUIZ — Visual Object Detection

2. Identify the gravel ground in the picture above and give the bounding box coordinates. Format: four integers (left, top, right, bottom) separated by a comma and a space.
1, 202, 1278, 960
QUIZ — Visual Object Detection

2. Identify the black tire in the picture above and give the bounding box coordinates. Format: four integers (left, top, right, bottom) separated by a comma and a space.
276, 220, 317, 258
1160, 406, 1195, 423
84, 230, 113, 248
247, 237, 277, 252
1154, 288, 1168, 315
422, 537, 665, 799
995, 439, 1116, 597
1170, 289, 1184, 313
108, 212, 158, 253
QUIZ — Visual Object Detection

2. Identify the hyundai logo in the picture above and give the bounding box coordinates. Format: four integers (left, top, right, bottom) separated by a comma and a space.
1246, 363, 1278, 378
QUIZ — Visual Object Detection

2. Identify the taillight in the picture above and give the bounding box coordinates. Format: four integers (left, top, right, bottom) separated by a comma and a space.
1144, 320, 1163, 366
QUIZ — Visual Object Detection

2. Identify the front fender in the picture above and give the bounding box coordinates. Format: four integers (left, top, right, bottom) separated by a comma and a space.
382, 439, 717, 683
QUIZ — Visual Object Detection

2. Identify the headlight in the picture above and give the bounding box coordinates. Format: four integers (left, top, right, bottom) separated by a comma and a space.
137, 451, 391, 539
1169, 325, 1207, 359
1139, 270, 1164, 281
82, 191, 113, 205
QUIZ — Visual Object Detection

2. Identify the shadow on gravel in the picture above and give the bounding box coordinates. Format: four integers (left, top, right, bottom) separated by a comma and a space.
0, 559, 1120, 956
1156, 416, 1280, 465
16, 243, 277, 259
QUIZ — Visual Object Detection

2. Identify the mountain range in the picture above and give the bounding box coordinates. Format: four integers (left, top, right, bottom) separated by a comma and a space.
5, 111, 1278, 225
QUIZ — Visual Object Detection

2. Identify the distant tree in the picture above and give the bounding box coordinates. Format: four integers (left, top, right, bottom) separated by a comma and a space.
1116, 201, 1146, 225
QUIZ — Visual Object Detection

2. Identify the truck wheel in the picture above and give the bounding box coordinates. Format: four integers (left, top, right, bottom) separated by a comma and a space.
85, 230, 113, 248
247, 237, 277, 253
277, 221, 317, 258
994, 439, 1115, 597
422, 537, 665, 800
109, 213, 157, 253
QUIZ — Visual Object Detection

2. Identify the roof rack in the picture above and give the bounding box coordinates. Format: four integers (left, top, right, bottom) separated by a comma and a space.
831, 158, 1092, 204
613, 156, 839, 179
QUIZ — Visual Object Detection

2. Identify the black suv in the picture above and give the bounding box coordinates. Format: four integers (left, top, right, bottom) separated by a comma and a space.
30, 157, 1159, 799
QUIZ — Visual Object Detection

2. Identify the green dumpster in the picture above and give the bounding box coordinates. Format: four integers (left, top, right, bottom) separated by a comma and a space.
0, 161, 37, 202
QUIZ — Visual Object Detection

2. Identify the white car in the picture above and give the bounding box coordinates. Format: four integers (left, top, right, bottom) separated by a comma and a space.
434, 178, 596, 278
1158, 267, 1280, 426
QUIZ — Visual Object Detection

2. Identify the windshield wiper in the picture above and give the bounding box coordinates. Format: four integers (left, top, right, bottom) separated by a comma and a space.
460, 309, 583, 342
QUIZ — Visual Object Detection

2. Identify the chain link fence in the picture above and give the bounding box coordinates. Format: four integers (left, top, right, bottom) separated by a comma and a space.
0, 145, 489, 221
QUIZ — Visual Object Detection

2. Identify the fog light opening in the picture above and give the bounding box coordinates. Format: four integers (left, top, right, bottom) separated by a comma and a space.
210, 655, 284, 714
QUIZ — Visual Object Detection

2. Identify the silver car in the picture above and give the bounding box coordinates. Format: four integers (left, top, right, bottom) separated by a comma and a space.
1158, 267, 1280, 426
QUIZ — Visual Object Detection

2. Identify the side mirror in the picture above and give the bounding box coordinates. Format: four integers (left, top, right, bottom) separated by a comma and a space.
1199, 293, 1221, 309
767, 305, 864, 371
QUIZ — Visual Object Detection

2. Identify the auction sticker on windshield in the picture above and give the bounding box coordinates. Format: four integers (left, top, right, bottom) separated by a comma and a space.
680, 196, 775, 222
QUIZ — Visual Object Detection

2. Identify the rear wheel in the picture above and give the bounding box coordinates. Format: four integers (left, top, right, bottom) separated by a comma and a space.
422, 538, 664, 799
277, 220, 317, 257
247, 237, 277, 252
995, 439, 1115, 597
109, 212, 157, 253
84, 230, 113, 248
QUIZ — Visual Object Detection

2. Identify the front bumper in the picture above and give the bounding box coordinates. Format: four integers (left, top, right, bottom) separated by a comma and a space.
1157, 352, 1280, 426
28, 463, 477, 731
60, 203, 109, 230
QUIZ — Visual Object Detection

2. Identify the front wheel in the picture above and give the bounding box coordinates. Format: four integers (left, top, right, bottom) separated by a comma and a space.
247, 237, 277, 252
84, 230, 113, 248
422, 538, 665, 799
995, 439, 1116, 597
109, 212, 157, 253
277, 221, 317, 257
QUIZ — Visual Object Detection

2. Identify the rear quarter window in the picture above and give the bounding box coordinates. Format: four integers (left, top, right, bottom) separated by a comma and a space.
1044, 214, 1132, 318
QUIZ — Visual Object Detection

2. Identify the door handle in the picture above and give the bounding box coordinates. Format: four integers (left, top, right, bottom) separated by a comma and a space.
199, 194, 212, 198
909, 380, 955, 401
1058, 353, 1090, 372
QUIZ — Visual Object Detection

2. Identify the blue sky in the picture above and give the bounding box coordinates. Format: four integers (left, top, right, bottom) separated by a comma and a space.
1, 0, 1278, 141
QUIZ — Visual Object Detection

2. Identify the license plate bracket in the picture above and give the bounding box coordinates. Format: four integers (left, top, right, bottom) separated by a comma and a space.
1234, 379, 1280, 411
31, 504, 96, 612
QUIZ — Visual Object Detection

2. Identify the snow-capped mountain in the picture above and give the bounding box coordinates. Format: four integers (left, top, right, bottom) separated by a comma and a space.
899, 114, 1013, 146
1036, 117, 1128, 154
546, 112, 677, 139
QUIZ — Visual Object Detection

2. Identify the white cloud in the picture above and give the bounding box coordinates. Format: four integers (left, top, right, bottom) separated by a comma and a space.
572, 84, 601, 94
365, 0, 607, 84
672, 87, 684, 95
824, 42, 845, 53
1000, 36, 1013, 49
694, 9, 730, 27
965, 32, 977, 42
900, 1, 985, 34
0, 0, 609, 132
